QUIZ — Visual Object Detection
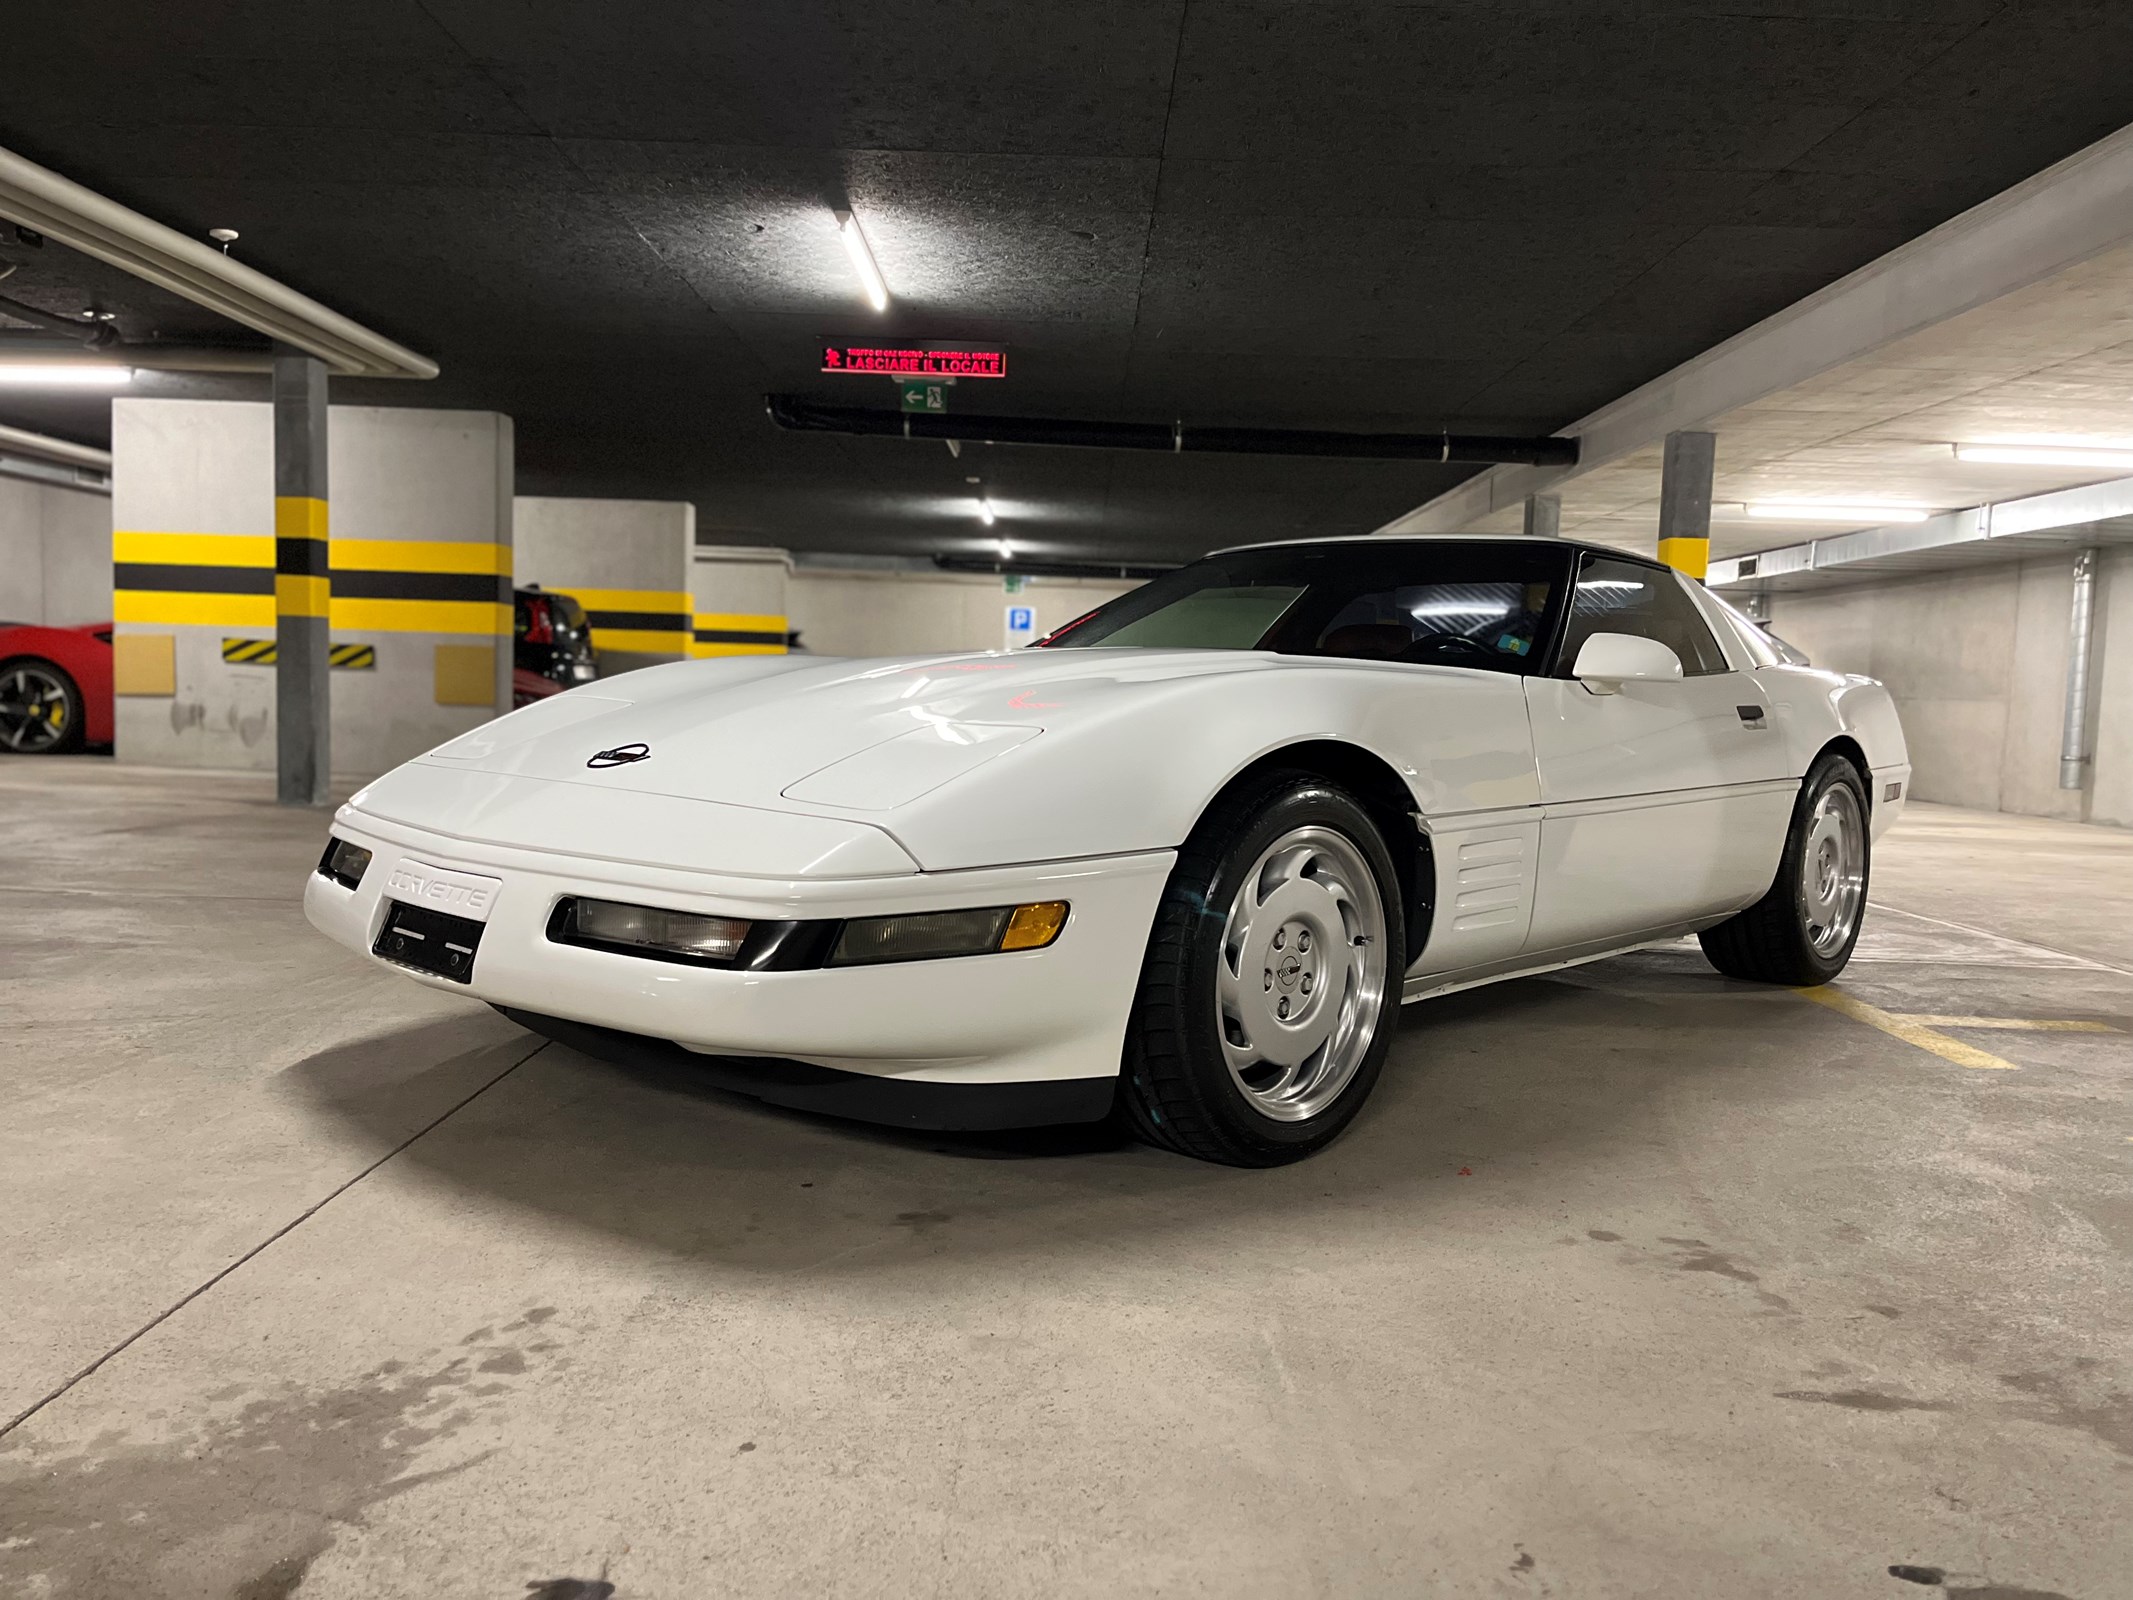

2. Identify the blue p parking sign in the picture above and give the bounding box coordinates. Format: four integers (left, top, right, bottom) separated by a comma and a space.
1004, 605, 1036, 648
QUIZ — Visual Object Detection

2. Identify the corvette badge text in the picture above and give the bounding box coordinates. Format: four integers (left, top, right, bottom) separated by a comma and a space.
586, 743, 651, 769
385, 863, 499, 918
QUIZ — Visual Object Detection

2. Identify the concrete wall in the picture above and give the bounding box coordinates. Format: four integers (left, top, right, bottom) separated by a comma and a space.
516, 496, 694, 675
1766, 547, 2132, 827
787, 569, 1137, 657
0, 476, 111, 624
113, 399, 514, 777
691, 547, 789, 658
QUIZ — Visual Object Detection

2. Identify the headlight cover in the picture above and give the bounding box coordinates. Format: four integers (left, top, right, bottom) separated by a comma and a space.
553, 897, 751, 965
830, 901, 1068, 966
317, 837, 373, 890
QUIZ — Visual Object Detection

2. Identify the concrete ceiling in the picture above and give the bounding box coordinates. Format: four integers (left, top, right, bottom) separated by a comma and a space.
1414, 222, 2133, 562
5, 2, 2133, 564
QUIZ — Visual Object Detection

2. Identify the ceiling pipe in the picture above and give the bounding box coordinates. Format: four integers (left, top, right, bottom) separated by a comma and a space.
767, 396, 1580, 467
932, 553, 1176, 581
0, 142, 436, 379
0, 422, 111, 470
0, 291, 116, 347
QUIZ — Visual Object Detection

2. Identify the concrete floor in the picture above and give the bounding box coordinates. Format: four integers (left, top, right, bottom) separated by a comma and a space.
2, 761, 2128, 1600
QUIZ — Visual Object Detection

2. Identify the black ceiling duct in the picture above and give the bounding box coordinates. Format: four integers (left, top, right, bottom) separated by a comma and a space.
932, 553, 1177, 581
767, 396, 1578, 467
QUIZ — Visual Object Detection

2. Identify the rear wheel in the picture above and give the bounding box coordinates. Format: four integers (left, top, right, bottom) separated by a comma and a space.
0, 658, 85, 755
1698, 751, 1869, 984
1118, 773, 1405, 1166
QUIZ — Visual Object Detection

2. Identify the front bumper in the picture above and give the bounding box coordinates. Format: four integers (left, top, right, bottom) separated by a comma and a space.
304, 803, 1174, 1115
499, 1008, 1119, 1130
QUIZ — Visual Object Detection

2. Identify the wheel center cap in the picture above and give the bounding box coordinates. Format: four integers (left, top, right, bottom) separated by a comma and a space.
1276, 954, 1303, 988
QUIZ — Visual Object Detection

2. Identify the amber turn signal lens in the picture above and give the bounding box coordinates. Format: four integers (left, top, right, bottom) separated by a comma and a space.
1000, 901, 1069, 951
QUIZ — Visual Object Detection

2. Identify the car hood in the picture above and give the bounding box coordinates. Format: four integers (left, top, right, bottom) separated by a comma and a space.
404, 648, 1284, 811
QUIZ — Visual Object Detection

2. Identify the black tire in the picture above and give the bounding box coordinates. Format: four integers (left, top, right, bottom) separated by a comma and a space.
1698, 751, 1871, 985
0, 657, 86, 755
1118, 771, 1406, 1166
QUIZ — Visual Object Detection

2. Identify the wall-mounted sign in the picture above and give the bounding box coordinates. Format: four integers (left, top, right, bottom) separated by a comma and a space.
821, 343, 1007, 378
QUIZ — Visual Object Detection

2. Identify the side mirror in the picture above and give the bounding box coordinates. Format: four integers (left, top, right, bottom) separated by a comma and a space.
1572, 632, 1684, 693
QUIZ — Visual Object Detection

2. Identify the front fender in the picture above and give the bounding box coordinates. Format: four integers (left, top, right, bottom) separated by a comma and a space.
874, 663, 1540, 870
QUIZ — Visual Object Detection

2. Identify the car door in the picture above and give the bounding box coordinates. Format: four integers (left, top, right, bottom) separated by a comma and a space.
1521, 553, 1794, 952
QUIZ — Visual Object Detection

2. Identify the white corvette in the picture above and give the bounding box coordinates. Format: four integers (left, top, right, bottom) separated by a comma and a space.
306, 535, 1908, 1166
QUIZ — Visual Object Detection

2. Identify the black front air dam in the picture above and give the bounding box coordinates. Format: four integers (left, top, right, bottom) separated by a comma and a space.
495, 1007, 1119, 1132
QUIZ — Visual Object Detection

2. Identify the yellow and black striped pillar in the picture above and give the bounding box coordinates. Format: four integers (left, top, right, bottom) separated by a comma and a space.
1656, 429, 1716, 583
273, 350, 331, 805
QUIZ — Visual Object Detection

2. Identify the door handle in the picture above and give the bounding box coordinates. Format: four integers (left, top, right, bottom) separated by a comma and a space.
1735, 704, 1768, 729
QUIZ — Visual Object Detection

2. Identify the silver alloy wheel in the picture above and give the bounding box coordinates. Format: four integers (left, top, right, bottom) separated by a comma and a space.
1800, 781, 1866, 957
0, 663, 72, 753
1215, 824, 1390, 1122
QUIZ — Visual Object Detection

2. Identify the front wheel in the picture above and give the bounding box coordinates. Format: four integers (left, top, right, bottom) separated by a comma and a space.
0, 658, 86, 755
1698, 751, 1870, 985
1118, 773, 1405, 1166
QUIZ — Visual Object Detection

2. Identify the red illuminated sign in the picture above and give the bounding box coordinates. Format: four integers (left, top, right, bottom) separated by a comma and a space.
821, 343, 1006, 378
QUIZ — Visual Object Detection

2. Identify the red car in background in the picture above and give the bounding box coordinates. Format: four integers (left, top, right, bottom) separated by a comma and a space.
0, 609, 570, 755
0, 621, 113, 754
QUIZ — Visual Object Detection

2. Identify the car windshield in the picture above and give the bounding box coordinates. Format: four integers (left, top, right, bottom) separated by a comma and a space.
1039, 539, 1570, 674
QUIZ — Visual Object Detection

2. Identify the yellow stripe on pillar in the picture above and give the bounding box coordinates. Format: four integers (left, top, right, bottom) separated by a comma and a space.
1657, 536, 1710, 581
276, 574, 331, 617
274, 496, 329, 543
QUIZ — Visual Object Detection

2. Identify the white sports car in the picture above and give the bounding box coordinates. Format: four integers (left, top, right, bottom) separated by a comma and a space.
306, 535, 1908, 1166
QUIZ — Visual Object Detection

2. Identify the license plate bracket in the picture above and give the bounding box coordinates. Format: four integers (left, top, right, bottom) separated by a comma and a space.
374, 899, 487, 983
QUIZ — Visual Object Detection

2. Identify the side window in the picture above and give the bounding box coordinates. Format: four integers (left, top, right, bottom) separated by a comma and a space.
1306, 578, 1556, 676
1557, 556, 1730, 677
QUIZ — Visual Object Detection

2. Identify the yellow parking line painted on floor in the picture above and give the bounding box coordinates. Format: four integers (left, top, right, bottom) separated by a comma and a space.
1890, 1015, 2122, 1033
1798, 987, 2019, 1070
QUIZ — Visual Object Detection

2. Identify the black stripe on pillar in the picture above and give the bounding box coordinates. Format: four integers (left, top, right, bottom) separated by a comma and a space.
276, 535, 330, 577
585, 610, 693, 631
114, 563, 276, 594
329, 570, 508, 603
694, 628, 788, 646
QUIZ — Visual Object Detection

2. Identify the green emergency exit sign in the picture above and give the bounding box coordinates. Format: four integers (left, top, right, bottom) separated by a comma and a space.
899, 380, 947, 413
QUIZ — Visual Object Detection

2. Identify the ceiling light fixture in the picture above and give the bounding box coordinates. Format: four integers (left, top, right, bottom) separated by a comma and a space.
996, 538, 1014, 561
1745, 501, 1931, 524
1953, 442, 2133, 468
978, 497, 996, 526
0, 364, 134, 388
834, 210, 889, 312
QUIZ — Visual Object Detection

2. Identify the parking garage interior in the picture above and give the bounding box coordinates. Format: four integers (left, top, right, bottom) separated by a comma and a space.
3, 7, 2132, 1597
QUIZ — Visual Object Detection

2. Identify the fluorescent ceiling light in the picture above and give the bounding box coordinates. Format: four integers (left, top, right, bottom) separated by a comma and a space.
978, 497, 996, 526
1746, 502, 1931, 524
0, 364, 133, 388
835, 210, 889, 312
1964, 432, 2133, 450
996, 538, 1013, 560
1953, 443, 2133, 468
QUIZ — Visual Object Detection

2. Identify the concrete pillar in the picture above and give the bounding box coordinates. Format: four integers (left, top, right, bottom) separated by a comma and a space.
691, 545, 791, 657
273, 350, 331, 805
112, 399, 513, 777
1522, 494, 1561, 539
514, 497, 696, 675
1657, 430, 1716, 581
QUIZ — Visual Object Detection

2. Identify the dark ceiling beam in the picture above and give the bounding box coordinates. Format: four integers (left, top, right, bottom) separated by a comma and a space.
766, 396, 1578, 467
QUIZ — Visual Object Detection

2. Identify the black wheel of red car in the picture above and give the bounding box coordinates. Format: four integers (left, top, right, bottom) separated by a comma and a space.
1118, 771, 1405, 1167
0, 658, 85, 754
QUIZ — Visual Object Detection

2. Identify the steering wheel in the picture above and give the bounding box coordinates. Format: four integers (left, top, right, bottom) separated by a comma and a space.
1401, 632, 1499, 666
